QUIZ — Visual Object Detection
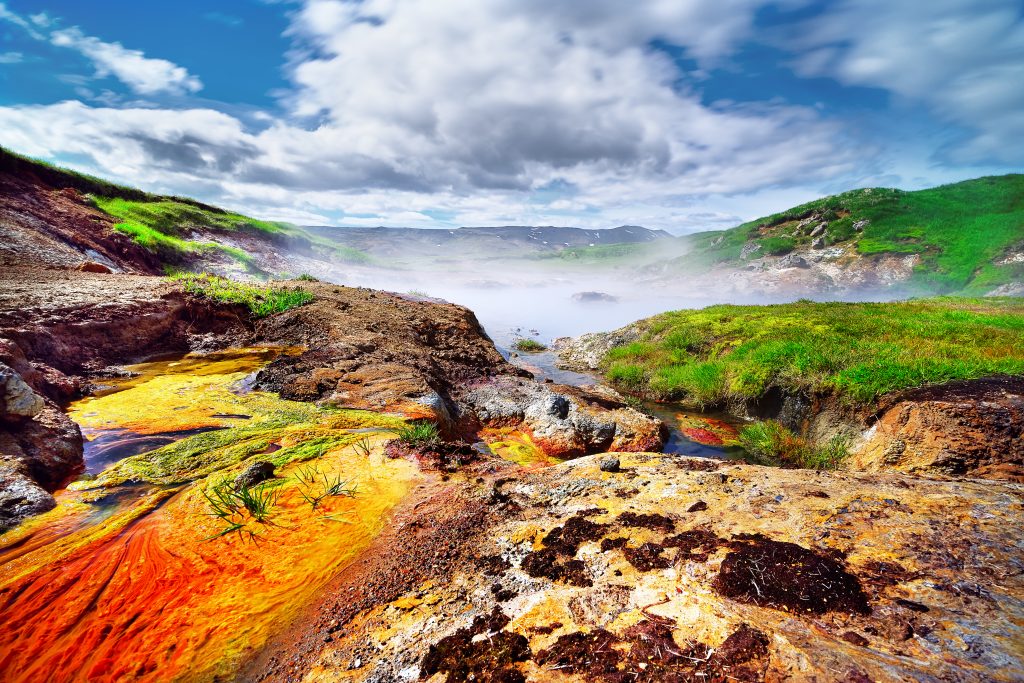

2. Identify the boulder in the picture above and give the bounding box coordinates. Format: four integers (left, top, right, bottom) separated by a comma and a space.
0, 362, 44, 421
0, 461, 56, 531
234, 461, 276, 489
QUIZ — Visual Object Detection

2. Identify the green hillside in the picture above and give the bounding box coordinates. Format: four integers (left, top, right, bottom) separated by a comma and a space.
0, 145, 369, 268
674, 175, 1024, 294
602, 297, 1024, 407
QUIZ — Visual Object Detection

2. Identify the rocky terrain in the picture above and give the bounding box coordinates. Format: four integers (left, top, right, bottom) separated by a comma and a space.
0, 268, 661, 530
254, 453, 1024, 683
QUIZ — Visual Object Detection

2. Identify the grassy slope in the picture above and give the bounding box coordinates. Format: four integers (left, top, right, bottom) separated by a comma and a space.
0, 145, 369, 269
602, 297, 1024, 407
672, 175, 1024, 294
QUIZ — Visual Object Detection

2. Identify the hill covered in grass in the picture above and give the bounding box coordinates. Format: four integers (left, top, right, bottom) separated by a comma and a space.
0, 145, 368, 275
593, 297, 1024, 407
671, 175, 1024, 295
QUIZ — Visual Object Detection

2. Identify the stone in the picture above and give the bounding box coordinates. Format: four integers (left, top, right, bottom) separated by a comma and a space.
853, 219, 870, 231
0, 362, 44, 421
811, 236, 826, 249
599, 456, 620, 472
0, 462, 57, 531
809, 222, 828, 238
75, 261, 113, 274
234, 461, 276, 489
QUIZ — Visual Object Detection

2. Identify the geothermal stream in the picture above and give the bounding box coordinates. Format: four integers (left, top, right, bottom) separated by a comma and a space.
0, 321, 744, 682
0, 348, 420, 683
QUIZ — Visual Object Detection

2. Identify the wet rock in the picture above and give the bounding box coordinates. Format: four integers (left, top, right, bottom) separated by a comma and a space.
0, 461, 57, 531
234, 461, 275, 489
599, 456, 620, 472
0, 362, 44, 421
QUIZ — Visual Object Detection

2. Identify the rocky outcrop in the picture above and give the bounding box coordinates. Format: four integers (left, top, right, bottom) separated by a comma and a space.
251, 282, 663, 453
851, 376, 1024, 480
463, 377, 664, 457
271, 453, 1024, 682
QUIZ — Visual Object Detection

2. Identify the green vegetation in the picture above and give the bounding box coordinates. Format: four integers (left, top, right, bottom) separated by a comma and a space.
601, 297, 1024, 406
171, 272, 313, 317
669, 175, 1024, 294
553, 242, 652, 262
394, 421, 441, 448
294, 463, 357, 511
203, 480, 280, 540
0, 144, 151, 200
295, 273, 320, 282
739, 420, 848, 469
512, 338, 548, 352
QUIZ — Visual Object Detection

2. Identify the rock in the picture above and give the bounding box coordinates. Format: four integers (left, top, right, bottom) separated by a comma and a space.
234, 461, 276, 489
0, 362, 44, 421
739, 242, 762, 259
811, 236, 826, 249
308, 453, 1024, 682
0, 462, 56, 531
777, 254, 809, 269
553, 325, 642, 372
850, 376, 1024, 479
75, 261, 113, 274
599, 456, 620, 472
465, 377, 664, 458
571, 291, 618, 304
853, 219, 870, 231
809, 222, 828, 238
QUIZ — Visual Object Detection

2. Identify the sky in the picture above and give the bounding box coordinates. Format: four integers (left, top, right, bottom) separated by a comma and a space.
0, 0, 1020, 232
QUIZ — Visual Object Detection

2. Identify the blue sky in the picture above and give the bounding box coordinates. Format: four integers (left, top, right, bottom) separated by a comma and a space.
0, 0, 1020, 231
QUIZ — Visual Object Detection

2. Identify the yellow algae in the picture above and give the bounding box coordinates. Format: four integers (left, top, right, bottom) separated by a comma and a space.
0, 348, 423, 683
480, 427, 563, 467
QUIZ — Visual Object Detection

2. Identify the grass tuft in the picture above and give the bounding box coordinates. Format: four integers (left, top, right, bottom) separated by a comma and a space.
512, 338, 548, 352
394, 421, 441, 448
738, 420, 847, 469
171, 272, 313, 317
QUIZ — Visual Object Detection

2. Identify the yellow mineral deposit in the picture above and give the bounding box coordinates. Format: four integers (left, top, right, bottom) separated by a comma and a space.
0, 349, 419, 683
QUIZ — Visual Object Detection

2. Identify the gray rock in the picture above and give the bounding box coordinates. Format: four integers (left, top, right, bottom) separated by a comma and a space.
811, 236, 826, 249
0, 463, 56, 531
599, 456, 621, 473
777, 254, 809, 269
740, 242, 763, 259
234, 461, 275, 489
0, 363, 44, 421
809, 222, 828, 238
853, 219, 870, 231
571, 291, 618, 304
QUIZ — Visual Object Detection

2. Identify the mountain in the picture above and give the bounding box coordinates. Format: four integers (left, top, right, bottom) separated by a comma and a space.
654, 175, 1024, 296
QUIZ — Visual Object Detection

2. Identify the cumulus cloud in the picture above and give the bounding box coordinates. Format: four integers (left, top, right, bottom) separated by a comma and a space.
50, 27, 202, 95
790, 0, 1024, 164
0, 0, 879, 228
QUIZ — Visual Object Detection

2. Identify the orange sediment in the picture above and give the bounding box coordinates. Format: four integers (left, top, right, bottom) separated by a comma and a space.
0, 349, 419, 682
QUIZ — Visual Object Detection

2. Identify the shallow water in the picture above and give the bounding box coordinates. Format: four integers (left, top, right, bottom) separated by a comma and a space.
0, 348, 419, 683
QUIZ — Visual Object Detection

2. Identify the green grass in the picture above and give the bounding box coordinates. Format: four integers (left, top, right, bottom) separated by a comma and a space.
393, 421, 441, 448
171, 272, 313, 317
601, 297, 1024, 406
739, 420, 848, 469
94, 196, 291, 237
668, 175, 1024, 294
0, 144, 152, 200
512, 338, 548, 352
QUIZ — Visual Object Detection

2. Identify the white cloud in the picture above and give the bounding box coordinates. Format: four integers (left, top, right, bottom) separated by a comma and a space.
791, 0, 1024, 164
0, 0, 885, 229
0, 51, 23, 64
50, 27, 202, 95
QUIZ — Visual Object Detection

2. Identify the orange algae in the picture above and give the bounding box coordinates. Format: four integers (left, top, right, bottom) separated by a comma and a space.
675, 413, 741, 447
480, 427, 564, 467
0, 349, 420, 682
